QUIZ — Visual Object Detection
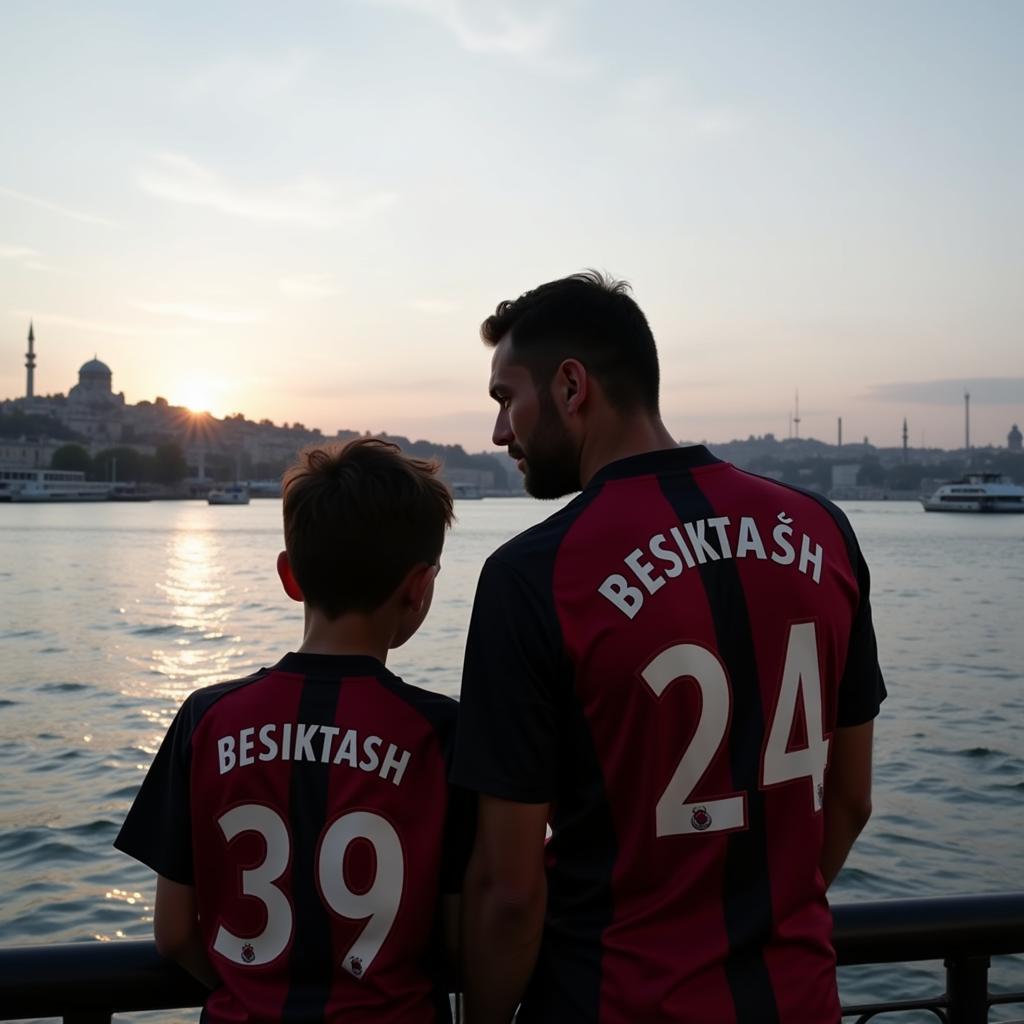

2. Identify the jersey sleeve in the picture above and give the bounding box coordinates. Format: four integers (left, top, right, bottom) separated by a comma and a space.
836, 546, 887, 727
451, 553, 562, 803
113, 698, 195, 884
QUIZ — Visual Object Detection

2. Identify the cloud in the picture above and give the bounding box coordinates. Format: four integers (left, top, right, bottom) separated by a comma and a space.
16, 311, 200, 339
279, 274, 342, 297
613, 75, 745, 139
129, 300, 264, 324
866, 378, 1024, 405
365, 0, 593, 72
0, 245, 37, 260
0, 185, 116, 226
412, 298, 462, 314
0, 244, 48, 271
137, 154, 398, 228
183, 51, 312, 104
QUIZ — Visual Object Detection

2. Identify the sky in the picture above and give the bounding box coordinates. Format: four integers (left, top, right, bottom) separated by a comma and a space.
1, 0, 1021, 452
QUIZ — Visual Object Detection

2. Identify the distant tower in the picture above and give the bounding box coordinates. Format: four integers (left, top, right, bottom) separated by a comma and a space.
902, 418, 908, 461
964, 391, 971, 449
837, 416, 843, 448
793, 390, 801, 440
1009, 424, 1023, 451
25, 321, 36, 399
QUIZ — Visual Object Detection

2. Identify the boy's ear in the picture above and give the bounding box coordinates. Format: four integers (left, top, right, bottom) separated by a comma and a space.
276, 551, 304, 603
403, 561, 439, 612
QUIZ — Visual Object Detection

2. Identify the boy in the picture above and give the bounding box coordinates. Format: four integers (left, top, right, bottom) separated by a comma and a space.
116, 438, 471, 1022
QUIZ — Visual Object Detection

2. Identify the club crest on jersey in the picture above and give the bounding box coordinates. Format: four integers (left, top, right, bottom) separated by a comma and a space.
691, 806, 712, 831
349, 956, 363, 977
241, 943, 256, 963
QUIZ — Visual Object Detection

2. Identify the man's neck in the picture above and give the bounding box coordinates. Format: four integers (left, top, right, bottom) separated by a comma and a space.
578, 413, 678, 488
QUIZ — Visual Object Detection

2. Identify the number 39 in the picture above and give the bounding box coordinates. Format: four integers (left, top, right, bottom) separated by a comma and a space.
212, 807, 403, 977
642, 620, 830, 836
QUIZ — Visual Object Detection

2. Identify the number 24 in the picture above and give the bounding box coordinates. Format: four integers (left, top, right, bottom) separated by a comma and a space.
643, 620, 830, 836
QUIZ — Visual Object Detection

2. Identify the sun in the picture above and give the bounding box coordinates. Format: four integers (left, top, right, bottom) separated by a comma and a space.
176, 378, 224, 417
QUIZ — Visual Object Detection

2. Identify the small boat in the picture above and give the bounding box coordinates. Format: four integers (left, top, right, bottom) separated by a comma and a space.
207, 484, 250, 506
451, 482, 483, 500
920, 473, 1024, 513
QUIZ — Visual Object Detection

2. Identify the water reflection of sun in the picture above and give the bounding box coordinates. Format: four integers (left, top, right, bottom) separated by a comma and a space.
147, 521, 244, 697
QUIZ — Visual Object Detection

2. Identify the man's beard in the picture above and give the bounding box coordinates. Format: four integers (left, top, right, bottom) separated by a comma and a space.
517, 391, 581, 499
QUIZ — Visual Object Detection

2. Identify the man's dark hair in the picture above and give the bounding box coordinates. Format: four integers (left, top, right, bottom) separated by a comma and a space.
282, 438, 453, 618
480, 270, 660, 413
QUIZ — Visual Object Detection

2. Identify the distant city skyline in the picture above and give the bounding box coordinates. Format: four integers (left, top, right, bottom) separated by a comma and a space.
2, 2, 1021, 451
6, 323, 1019, 454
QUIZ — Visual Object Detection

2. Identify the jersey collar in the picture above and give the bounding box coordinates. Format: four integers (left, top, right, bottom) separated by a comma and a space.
585, 445, 723, 489
274, 651, 390, 680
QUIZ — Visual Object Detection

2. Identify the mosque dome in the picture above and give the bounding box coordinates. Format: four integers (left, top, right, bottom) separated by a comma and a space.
72, 355, 114, 398
79, 357, 112, 378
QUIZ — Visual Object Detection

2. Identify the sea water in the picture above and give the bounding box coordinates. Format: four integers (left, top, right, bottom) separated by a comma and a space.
1, 498, 1022, 1022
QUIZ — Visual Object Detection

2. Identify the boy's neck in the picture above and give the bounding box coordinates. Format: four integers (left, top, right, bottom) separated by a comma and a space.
297, 609, 390, 664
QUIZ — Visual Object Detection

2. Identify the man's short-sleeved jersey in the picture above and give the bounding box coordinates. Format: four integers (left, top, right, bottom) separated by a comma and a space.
452, 447, 886, 1024
116, 652, 473, 1024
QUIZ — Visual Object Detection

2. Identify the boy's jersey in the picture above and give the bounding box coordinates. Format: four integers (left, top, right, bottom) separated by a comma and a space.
452, 447, 886, 1024
116, 652, 472, 1024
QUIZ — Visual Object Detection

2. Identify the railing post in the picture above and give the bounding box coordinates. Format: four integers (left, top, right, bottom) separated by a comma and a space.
944, 953, 990, 1024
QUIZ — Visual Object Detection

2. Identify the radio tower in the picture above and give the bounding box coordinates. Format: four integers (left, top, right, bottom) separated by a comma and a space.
964, 391, 971, 449
793, 390, 801, 440
902, 418, 908, 461
25, 322, 36, 399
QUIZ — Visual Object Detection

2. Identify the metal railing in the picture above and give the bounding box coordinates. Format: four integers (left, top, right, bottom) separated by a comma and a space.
1, 893, 1022, 1023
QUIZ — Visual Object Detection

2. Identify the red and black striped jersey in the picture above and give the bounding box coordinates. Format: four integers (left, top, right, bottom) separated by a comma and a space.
116, 652, 473, 1023
452, 446, 885, 1024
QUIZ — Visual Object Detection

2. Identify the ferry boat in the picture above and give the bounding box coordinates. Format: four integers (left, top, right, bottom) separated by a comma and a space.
207, 483, 251, 506
920, 473, 1024, 513
0, 468, 111, 502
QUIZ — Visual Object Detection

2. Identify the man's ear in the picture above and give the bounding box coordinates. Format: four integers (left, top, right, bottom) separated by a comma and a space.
402, 561, 439, 611
276, 551, 304, 603
556, 358, 589, 415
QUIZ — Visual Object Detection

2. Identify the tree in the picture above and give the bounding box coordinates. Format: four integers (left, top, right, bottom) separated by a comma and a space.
50, 444, 92, 474
887, 463, 925, 491
857, 458, 887, 487
2, 411, 82, 441
152, 442, 188, 484
93, 447, 147, 482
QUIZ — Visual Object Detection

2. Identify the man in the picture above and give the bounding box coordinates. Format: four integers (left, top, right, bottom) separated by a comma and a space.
452, 271, 884, 1023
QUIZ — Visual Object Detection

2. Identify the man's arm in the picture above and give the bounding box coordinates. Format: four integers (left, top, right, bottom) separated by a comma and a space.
154, 875, 219, 990
461, 795, 549, 1024
821, 720, 874, 887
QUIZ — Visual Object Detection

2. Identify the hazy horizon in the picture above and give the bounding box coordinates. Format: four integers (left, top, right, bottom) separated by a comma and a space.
2, 1, 1022, 451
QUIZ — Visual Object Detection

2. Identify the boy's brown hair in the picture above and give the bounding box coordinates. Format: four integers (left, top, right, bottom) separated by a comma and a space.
282, 438, 454, 618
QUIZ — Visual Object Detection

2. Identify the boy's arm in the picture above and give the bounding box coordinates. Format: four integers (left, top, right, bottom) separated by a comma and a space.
441, 894, 461, 975
154, 875, 219, 990
821, 720, 874, 887
461, 795, 549, 1024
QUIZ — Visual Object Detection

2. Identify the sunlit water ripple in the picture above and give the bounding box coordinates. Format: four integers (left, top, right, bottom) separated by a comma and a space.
1, 499, 1021, 1022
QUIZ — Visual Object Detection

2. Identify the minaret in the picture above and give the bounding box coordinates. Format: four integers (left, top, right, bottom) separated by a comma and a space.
25, 321, 36, 399
793, 390, 801, 440
902, 418, 908, 461
964, 391, 971, 449
837, 416, 843, 448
